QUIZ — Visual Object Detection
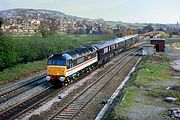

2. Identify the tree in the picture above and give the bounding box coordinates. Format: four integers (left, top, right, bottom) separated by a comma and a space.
0, 18, 19, 70
143, 24, 154, 32
39, 23, 49, 37
39, 18, 59, 37
48, 18, 59, 35
169, 33, 172, 38
39, 21, 49, 37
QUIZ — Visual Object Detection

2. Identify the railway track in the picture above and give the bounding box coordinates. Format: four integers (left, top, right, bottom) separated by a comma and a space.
0, 74, 53, 120
0, 73, 46, 104
0, 84, 53, 120
0, 79, 47, 105
47, 49, 141, 120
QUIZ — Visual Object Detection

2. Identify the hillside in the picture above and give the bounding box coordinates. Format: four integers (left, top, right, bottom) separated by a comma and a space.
0, 8, 129, 35
0, 8, 79, 20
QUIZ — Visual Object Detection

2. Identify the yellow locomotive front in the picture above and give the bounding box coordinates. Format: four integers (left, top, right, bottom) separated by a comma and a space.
46, 46, 98, 85
46, 55, 68, 83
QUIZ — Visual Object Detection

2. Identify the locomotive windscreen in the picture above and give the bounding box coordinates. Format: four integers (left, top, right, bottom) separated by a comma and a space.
47, 59, 66, 66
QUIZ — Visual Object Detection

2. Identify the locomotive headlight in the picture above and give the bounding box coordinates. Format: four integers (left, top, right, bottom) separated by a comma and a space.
46, 76, 51, 81
59, 77, 65, 82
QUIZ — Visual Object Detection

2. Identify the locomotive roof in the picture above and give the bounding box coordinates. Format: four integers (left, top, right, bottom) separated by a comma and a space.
49, 46, 97, 60
94, 34, 138, 49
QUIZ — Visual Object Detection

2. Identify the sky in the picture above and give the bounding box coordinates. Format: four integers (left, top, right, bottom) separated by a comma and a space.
0, 0, 180, 24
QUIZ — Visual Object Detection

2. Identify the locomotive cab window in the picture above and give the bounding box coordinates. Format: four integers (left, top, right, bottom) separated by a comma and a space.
66, 60, 70, 69
48, 59, 66, 66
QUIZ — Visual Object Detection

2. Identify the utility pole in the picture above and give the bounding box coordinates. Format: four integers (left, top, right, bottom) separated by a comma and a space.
177, 21, 179, 29
0, 18, 3, 35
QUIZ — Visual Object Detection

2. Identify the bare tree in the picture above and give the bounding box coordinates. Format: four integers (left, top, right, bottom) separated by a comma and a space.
48, 18, 59, 34
39, 18, 59, 37
39, 21, 49, 37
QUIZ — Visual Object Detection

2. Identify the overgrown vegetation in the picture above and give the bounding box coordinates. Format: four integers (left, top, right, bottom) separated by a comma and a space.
136, 55, 171, 85
0, 34, 115, 70
146, 85, 180, 105
122, 55, 172, 103
0, 60, 46, 85
104, 54, 179, 119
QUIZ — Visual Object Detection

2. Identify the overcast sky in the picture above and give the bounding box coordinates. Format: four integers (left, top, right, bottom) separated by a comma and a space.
0, 0, 180, 24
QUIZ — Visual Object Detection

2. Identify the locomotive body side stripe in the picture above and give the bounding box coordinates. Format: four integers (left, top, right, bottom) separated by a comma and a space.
66, 57, 98, 76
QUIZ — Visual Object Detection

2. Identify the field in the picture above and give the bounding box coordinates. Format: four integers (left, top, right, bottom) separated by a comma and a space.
0, 34, 115, 85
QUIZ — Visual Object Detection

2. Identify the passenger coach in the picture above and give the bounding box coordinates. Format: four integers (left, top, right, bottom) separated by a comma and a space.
94, 34, 138, 64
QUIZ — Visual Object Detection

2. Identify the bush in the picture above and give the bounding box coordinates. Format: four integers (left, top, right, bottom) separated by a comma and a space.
0, 35, 20, 70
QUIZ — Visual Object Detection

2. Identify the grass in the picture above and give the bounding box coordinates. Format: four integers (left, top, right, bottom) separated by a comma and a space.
172, 35, 180, 38
158, 31, 170, 38
0, 60, 47, 85
146, 86, 180, 105
136, 55, 171, 85
119, 87, 139, 110
172, 42, 180, 49
134, 55, 180, 105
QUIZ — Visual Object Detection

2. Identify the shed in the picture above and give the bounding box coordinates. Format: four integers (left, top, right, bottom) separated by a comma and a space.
150, 38, 165, 52
142, 45, 155, 55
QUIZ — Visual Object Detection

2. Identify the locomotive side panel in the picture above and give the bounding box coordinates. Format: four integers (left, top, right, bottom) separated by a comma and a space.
66, 52, 98, 76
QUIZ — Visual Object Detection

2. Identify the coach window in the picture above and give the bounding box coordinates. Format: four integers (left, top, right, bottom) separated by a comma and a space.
111, 45, 115, 50
104, 47, 108, 53
116, 44, 118, 48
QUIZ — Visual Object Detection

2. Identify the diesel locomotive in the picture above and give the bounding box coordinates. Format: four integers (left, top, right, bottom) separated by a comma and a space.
46, 34, 139, 85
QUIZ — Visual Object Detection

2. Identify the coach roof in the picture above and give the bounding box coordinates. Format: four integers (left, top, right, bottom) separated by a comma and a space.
94, 34, 138, 49
49, 46, 96, 60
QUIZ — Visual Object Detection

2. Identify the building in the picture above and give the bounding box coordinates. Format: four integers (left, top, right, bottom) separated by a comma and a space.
142, 45, 155, 55
150, 38, 165, 52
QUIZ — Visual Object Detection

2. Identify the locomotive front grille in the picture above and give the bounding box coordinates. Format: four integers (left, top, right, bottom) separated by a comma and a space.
47, 66, 66, 77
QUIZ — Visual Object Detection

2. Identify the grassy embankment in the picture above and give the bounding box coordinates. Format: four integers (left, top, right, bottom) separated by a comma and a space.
173, 34, 180, 38
103, 54, 180, 120
0, 35, 115, 85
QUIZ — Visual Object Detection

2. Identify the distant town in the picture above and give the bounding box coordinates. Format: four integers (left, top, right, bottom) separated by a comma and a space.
0, 9, 179, 36
0, 9, 125, 35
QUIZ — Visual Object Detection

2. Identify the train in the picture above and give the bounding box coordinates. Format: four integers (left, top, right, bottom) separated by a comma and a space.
46, 34, 139, 85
